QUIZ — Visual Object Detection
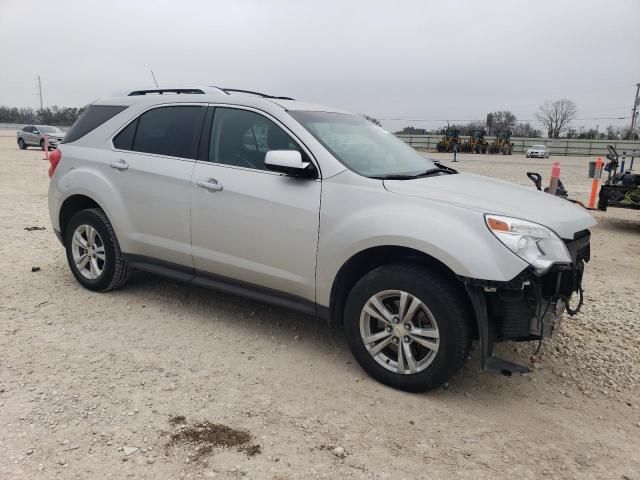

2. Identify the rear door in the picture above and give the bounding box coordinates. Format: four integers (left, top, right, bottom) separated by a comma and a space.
110, 104, 207, 267
25, 126, 37, 145
190, 106, 321, 303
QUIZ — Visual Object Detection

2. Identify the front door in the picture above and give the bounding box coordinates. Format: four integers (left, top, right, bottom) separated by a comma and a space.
190, 106, 321, 303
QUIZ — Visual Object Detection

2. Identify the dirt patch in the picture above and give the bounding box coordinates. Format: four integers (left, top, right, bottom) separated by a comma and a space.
167, 418, 260, 459
168, 414, 187, 426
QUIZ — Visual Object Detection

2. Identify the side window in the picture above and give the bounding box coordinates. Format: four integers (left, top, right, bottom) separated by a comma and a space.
132, 106, 205, 159
62, 105, 127, 144
209, 108, 302, 170
23, 126, 32, 133
113, 119, 138, 150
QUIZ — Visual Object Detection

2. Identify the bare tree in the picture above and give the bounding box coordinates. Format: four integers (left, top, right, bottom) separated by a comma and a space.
512, 122, 540, 138
486, 110, 516, 135
535, 99, 577, 138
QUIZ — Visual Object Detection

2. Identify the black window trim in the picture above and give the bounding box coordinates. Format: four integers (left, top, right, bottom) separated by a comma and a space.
195, 103, 322, 179
110, 102, 209, 163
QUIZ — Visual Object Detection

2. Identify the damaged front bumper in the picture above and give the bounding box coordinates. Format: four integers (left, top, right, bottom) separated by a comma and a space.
462, 229, 590, 374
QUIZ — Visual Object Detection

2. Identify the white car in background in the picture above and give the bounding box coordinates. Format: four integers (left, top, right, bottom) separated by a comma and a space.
526, 145, 550, 158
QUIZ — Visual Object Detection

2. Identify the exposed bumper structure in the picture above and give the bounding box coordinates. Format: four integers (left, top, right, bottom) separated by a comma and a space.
463, 230, 590, 374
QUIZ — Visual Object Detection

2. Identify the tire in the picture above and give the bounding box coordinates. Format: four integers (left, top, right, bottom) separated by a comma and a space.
344, 263, 471, 392
18, 138, 26, 150
64, 208, 129, 292
40, 139, 45, 150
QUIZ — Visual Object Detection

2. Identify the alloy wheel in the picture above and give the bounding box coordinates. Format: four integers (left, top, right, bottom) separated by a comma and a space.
71, 224, 106, 280
359, 289, 440, 375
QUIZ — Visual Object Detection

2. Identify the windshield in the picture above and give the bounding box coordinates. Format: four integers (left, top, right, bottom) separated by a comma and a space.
289, 111, 436, 178
531, 145, 546, 149
38, 126, 62, 134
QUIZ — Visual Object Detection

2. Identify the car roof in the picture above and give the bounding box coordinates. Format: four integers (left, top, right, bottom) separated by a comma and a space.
92, 86, 349, 115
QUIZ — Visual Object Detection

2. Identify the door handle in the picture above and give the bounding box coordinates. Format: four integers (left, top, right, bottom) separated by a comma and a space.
110, 159, 129, 171
196, 178, 223, 192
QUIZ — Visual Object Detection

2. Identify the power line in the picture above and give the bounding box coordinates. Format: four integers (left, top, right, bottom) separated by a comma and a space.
376, 115, 631, 123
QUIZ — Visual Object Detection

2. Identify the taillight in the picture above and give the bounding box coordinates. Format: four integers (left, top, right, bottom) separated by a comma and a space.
48, 148, 62, 178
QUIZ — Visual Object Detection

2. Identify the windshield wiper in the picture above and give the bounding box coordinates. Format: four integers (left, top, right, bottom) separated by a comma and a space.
373, 164, 458, 180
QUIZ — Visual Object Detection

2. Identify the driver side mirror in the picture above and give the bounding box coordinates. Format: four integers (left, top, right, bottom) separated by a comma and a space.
265, 150, 315, 178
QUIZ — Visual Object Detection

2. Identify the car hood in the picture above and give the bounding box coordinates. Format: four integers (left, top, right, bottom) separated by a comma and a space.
383, 173, 596, 239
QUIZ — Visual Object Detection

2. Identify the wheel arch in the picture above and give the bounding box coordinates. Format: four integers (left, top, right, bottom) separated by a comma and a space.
59, 194, 105, 241
327, 245, 471, 327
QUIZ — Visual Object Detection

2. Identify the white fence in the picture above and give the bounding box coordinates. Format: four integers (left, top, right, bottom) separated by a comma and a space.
397, 134, 640, 157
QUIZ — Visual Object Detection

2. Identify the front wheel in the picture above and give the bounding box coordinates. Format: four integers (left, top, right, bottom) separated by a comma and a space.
344, 264, 471, 392
18, 138, 26, 150
40, 139, 45, 150
64, 208, 129, 292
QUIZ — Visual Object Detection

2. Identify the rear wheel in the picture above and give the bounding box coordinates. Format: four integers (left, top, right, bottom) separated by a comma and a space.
64, 208, 129, 292
18, 138, 26, 150
344, 264, 471, 392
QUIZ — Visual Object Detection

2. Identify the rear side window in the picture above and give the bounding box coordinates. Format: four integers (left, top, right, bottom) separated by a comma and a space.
114, 106, 205, 159
62, 105, 127, 144
113, 119, 137, 150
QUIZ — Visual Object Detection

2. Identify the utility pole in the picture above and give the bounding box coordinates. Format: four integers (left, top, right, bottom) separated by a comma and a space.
37, 75, 43, 110
630, 82, 640, 140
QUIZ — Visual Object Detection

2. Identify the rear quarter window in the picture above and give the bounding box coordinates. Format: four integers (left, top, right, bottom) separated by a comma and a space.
62, 105, 128, 144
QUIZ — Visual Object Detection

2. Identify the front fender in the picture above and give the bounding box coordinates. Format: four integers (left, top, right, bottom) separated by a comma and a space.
315, 179, 528, 307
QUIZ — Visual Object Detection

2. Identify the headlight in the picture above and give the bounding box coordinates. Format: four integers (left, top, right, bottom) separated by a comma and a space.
485, 214, 571, 275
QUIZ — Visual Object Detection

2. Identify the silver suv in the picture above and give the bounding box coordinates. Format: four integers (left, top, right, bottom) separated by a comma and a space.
17, 125, 65, 150
47, 86, 595, 392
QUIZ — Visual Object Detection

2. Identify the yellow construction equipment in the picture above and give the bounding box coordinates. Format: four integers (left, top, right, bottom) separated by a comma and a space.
462, 129, 489, 153
436, 129, 460, 153
489, 130, 513, 155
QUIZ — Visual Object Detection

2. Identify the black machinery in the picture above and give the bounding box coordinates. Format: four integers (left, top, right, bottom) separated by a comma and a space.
597, 146, 640, 211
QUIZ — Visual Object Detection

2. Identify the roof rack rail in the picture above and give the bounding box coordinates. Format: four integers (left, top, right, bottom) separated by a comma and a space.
217, 87, 295, 101
128, 88, 206, 96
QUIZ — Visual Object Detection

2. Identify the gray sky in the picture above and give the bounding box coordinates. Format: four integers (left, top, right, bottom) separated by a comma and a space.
1, 0, 638, 132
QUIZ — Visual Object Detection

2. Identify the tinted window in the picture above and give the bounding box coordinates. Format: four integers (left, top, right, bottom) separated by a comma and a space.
22, 126, 32, 132
210, 108, 301, 170
132, 106, 205, 159
113, 119, 138, 150
62, 105, 127, 144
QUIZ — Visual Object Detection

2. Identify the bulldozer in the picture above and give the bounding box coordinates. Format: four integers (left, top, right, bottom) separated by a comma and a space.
436, 129, 460, 153
489, 130, 513, 155
463, 129, 489, 153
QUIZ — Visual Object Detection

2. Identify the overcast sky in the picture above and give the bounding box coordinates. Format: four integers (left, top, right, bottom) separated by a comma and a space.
1, 0, 638, 132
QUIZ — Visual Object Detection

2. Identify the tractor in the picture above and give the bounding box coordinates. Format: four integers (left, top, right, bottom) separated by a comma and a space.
436, 129, 460, 153
464, 129, 489, 153
489, 130, 513, 155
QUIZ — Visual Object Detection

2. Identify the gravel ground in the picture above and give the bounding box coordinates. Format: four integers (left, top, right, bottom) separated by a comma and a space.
1, 135, 639, 479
